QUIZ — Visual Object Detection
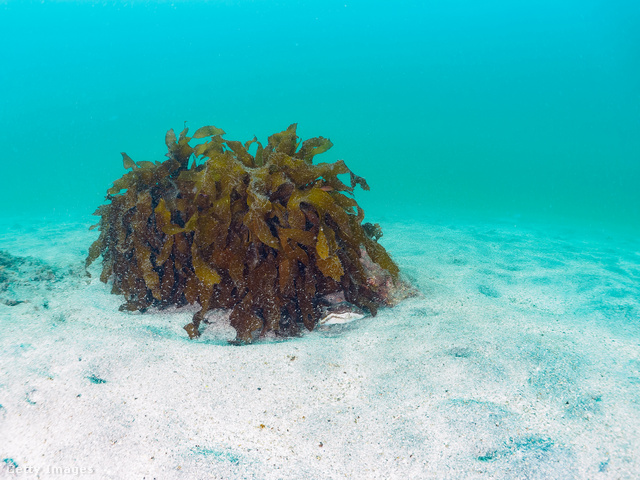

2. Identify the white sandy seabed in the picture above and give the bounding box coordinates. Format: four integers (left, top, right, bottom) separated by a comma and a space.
0, 214, 639, 480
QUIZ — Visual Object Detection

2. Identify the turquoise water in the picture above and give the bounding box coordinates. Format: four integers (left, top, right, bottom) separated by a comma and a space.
2, 4, 640, 477
1, 0, 638, 232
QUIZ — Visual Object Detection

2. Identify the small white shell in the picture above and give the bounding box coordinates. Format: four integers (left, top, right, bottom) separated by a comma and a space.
319, 311, 365, 325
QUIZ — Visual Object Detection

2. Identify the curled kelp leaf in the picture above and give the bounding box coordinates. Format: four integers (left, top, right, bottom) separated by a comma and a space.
121, 152, 136, 170
87, 123, 409, 343
192, 125, 225, 139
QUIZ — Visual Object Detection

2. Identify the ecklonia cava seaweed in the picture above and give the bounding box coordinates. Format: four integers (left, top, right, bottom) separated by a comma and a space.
316, 228, 330, 260
316, 255, 344, 281
133, 237, 161, 300
89, 122, 404, 344
191, 242, 221, 288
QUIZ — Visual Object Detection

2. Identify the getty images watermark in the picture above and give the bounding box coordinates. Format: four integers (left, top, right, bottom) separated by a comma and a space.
4, 465, 95, 476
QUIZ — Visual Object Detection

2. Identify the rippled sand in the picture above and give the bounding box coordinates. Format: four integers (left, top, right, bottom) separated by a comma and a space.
1, 215, 639, 479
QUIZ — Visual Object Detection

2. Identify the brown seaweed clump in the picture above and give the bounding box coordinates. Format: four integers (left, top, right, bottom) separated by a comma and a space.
87, 123, 407, 343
